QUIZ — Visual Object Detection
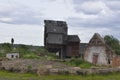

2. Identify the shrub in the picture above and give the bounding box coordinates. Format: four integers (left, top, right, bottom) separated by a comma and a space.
27, 65, 32, 70
65, 58, 94, 68
22, 53, 40, 59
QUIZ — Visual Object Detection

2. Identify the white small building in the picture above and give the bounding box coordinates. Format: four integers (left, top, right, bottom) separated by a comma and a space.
6, 53, 19, 59
84, 33, 114, 66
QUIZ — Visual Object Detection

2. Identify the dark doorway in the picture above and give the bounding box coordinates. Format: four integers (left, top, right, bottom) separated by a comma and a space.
11, 55, 14, 58
92, 54, 98, 64
108, 57, 111, 64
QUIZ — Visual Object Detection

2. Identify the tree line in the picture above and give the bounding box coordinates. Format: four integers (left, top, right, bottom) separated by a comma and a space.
104, 35, 120, 55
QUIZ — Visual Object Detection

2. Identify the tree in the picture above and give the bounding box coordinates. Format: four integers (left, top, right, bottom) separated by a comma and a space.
18, 44, 29, 55
1, 43, 12, 54
104, 35, 120, 55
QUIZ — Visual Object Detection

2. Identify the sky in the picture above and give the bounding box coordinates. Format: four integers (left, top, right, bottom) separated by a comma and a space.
0, 0, 120, 46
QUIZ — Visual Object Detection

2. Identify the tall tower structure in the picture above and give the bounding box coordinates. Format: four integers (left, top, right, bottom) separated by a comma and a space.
44, 20, 68, 58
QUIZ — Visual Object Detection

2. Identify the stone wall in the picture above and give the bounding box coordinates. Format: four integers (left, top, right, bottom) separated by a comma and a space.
1, 59, 120, 75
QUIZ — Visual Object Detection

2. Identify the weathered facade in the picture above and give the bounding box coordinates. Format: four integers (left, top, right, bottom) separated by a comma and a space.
44, 20, 80, 58
44, 20, 68, 45
112, 55, 120, 67
6, 53, 19, 59
84, 33, 114, 66
66, 35, 80, 57
79, 43, 88, 58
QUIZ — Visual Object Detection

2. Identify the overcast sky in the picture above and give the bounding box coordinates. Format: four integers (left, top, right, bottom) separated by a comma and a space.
0, 0, 120, 46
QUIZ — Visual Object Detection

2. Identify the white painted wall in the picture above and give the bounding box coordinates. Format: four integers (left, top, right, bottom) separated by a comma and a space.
84, 46, 108, 65
6, 53, 19, 59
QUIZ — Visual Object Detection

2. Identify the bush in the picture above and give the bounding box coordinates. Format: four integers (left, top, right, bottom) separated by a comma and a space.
65, 58, 94, 68
0, 53, 4, 57
115, 49, 120, 55
22, 53, 40, 59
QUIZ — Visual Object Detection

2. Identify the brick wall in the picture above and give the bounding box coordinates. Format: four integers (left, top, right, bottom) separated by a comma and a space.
112, 56, 120, 67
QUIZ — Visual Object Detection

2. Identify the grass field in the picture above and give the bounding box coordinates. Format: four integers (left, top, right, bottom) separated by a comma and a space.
0, 70, 120, 80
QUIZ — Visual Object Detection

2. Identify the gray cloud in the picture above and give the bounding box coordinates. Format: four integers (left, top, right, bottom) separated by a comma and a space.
68, 0, 120, 28
67, 13, 120, 28
0, 0, 119, 45
67, 17, 120, 42
105, 1, 120, 11
66, 0, 120, 41
74, 0, 120, 14
0, 2, 43, 25
74, 1, 103, 15
73, 0, 86, 4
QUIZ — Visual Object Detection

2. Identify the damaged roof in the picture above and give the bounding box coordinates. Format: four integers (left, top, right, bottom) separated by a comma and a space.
67, 35, 80, 42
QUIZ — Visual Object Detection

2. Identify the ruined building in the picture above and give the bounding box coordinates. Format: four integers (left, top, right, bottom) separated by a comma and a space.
84, 33, 114, 66
44, 20, 80, 58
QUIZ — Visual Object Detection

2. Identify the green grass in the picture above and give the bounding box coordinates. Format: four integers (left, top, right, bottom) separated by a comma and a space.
0, 70, 38, 80
22, 53, 40, 59
65, 58, 94, 68
0, 70, 120, 80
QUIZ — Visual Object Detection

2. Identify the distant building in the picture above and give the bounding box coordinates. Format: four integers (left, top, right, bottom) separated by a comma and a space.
44, 20, 80, 58
84, 33, 114, 66
6, 53, 19, 59
79, 43, 88, 58
66, 35, 80, 58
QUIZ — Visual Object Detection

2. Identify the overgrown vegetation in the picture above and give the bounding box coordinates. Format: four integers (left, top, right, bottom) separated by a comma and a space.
104, 35, 120, 55
65, 58, 94, 68
0, 70, 120, 80
0, 43, 94, 68
0, 43, 56, 60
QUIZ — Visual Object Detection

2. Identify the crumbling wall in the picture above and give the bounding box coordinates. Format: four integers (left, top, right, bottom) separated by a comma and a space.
84, 46, 107, 65
112, 56, 120, 67
1, 59, 120, 75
